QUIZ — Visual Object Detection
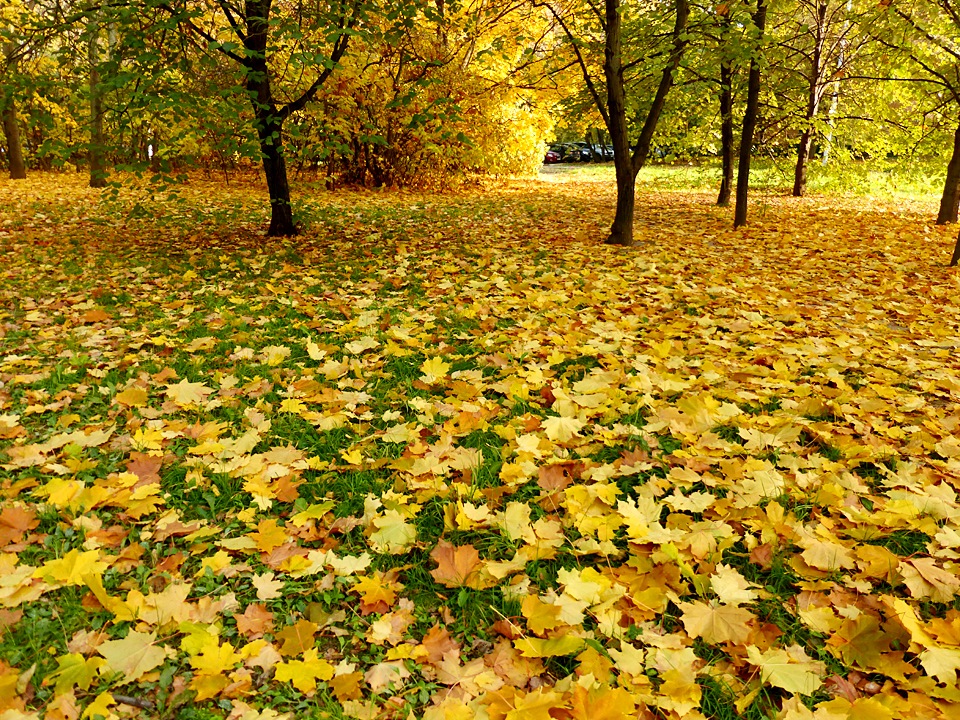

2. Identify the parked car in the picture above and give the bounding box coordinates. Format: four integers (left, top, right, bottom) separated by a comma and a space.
543, 148, 561, 164
550, 143, 583, 163
568, 142, 616, 162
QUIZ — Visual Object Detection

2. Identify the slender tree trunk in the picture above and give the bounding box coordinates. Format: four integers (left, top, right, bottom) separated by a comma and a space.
604, 0, 689, 245
630, 0, 689, 173
259, 114, 295, 235
88, 24, 107, 188
604, 0, 635, 246
734, 0, 767, 228
1, 96, 26, 180
2, 41, 26, 180
245, 0, 296, 236
937, 121, 960, 225
793, 2, 827, 197
717, 58, 733, 206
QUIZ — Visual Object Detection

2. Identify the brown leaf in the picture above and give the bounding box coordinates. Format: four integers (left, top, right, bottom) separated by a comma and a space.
750, 543, 774, 570
429, 540, 482, 588
420, 624, 460, 665
329, 671, 364, 701
537, 463, 576, 492
275, 619, 318, 656
0, 505, 38, 546
824, 674, 860, 702
235, 604, 274, 639
126, 452, 163, 485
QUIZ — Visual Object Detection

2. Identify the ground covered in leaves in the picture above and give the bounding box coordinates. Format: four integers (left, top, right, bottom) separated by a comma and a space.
2, 171, 960, 720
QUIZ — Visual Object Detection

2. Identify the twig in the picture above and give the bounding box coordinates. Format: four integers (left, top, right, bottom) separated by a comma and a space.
113, 695, 156, 711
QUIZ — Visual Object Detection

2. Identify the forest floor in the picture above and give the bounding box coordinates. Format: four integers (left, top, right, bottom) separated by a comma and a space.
1, 171, 960, 720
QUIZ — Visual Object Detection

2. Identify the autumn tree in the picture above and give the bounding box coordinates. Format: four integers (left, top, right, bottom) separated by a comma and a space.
151, 0, 374, 235
546, 0, 691, 246
1, 0, 30, 179
781, 0, 863, 196
872, 0, 960, 225
311, 0, 556, 187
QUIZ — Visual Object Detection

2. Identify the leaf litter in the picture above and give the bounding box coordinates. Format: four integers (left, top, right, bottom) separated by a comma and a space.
0, 174, 959, 719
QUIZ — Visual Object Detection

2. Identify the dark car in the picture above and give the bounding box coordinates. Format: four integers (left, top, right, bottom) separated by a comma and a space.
550, 144, 583, 163
543, 148, 561, 164
578, 143, 615, 161
570, 142, 594, 162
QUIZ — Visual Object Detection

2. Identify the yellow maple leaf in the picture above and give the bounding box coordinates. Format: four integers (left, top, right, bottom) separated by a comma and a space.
34, 549, 108, 587
521, 595, 564, 635
274, 648, 335, 694
189, 673, 230, 701
351, 573, 398, 607
920, 646, 960, 684
679, 601, 755, 644
81, 692, 116, 720
130, 426, 164, 451
114, 386, 148, 407
262, 344, 291, 365
505, 687, 567, 720
420, 356, 450, 384
657, 667, 703, 716
164, 379, 212, 407
542, 415, 584, 443
746, 644, 824, 695
369, 510, 417, 554
800, 538, 856, 572
252, 572, 284, 601
249, 519, 289, 553
570, 685, 637, 720
514, 635, 586, 658
710, 563, 759, 605
44, 653, 106, 695
189, 641, 242, 675
98, 630, 167, 683
900, 558, 960, 604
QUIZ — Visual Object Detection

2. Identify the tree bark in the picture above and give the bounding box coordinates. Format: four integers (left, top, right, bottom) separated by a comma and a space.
717, 49, 733, 206
793, 2, 827, 197
88, 24, 107, 188
259, 115, 295, 235
604, 0, 689, 245
937, 120, 960, 225
604, 0, 634, 245
734, 0, 767, 228
1, 96, 26, 180
1, 40, 25, 180
244, 0, 297, 236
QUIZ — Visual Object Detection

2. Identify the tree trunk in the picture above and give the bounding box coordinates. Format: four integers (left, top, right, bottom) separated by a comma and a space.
734, 0, 767, 228
243, 0, 297, 236
793, 2, 827, 197
609, 162, 637, 244
793, 127, 815, 197
951, 230, 960, 266
88, 25, 107, 188
604, 0, 635, 245
937, 121, 960, 225
717, 58, 733, 206
603, 0, 689, 245
259, 115, 295, 236
1, 40, 25, 180
1, 96, 26, 180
